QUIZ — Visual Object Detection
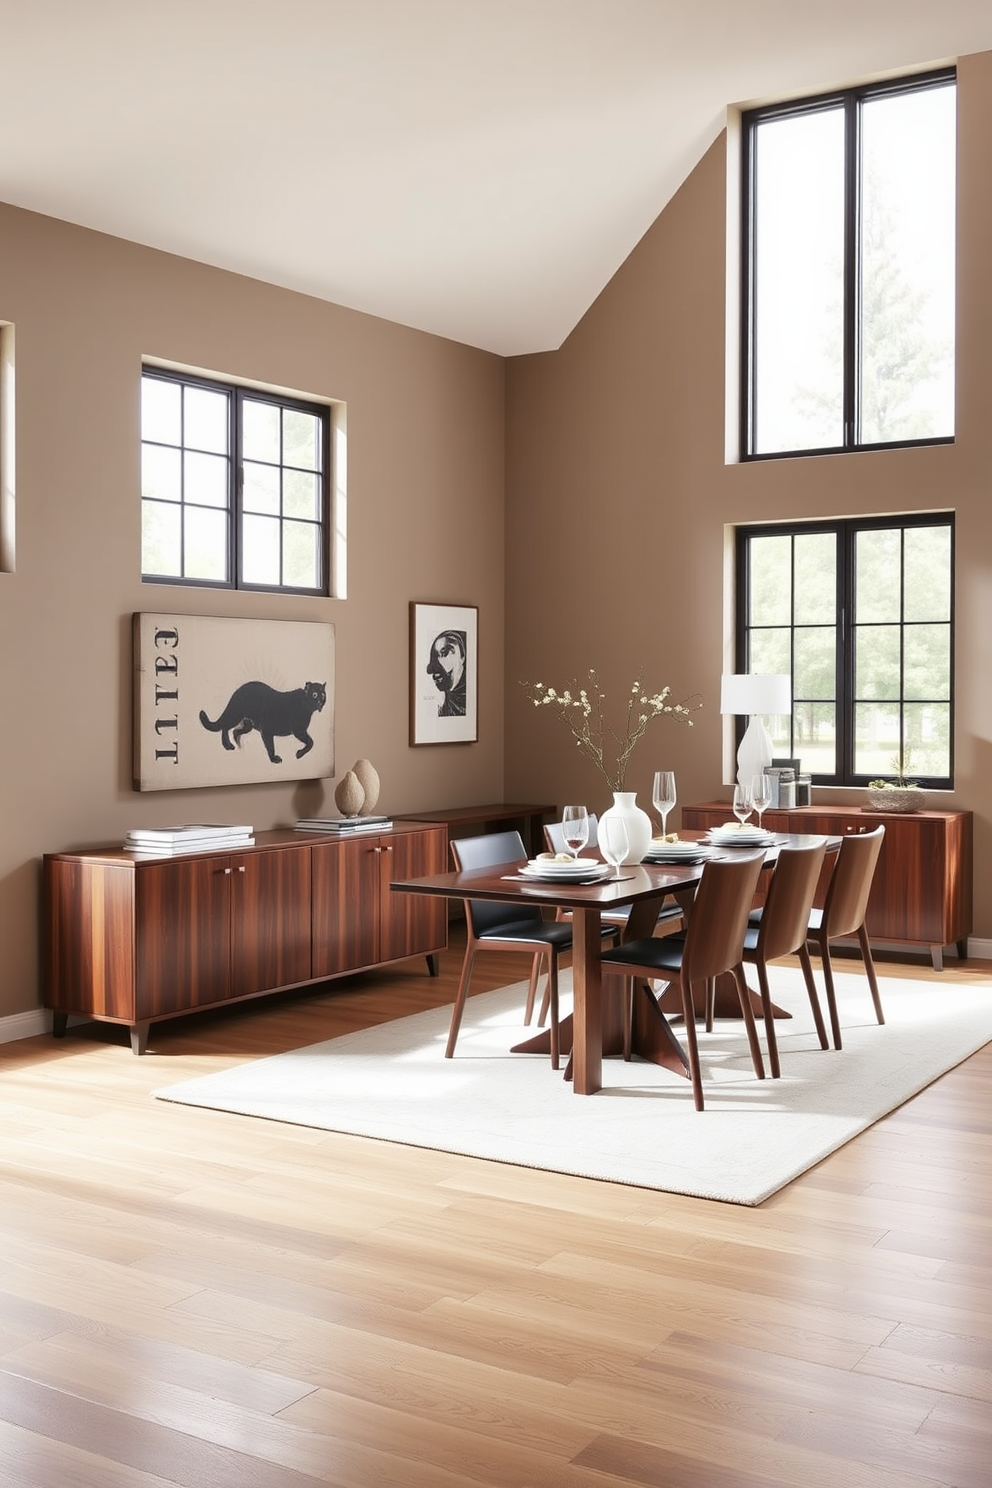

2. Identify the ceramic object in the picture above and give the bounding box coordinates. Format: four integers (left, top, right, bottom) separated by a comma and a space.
334, 769, 365, 817
353, 758, 380, 814
598, 791, 653, 864
866, 786, 927, 813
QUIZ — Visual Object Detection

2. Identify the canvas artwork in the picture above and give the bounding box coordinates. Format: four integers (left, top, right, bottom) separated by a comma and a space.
134, 613, 335, 790
409, 602, 478, 745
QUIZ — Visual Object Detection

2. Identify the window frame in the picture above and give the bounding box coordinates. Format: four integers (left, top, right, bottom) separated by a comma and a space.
734, 511, 955, 789
140, 366, 332, 596
740, 67, 956, 462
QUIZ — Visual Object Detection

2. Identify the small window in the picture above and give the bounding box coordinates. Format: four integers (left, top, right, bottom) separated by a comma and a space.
141, 369, 330, 594
736, 514, 954, 787
741, 70, 956, 459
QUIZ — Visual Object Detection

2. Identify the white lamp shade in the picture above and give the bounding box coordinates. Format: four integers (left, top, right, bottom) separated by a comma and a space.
720, 674, 792, 716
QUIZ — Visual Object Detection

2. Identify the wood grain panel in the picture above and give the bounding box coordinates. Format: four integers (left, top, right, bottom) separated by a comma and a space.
309, 836, 379, 976
231, 844, 311, 996
134, 856, 231, 1016
379, 825, 447, 964
44, 860, 135, 1020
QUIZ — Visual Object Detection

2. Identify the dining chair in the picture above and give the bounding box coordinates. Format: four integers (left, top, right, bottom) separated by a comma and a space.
733, 839, 830, 1078
601, 851, 767, 1110
805, 824, 886, 1050
544, 816, 685, 937
446, 830, 610, 1070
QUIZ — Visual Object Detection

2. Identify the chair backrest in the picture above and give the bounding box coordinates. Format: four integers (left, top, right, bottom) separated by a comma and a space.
681, 852, 766, 984
821, 825, 885, 940
544, 814, 600, 853
450, 830, 541, 937
754, 840, 829, 961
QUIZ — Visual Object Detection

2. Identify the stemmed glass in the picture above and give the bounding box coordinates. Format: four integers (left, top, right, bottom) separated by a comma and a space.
732, 783, 754, 827
652, 770, 677, 839
600, 816, 629, 879
561, 804, 589, 861
750, 773, 772, 831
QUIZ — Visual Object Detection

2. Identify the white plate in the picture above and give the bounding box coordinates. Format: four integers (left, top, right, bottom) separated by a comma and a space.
522, 857, 601, 876
706, 832, 773, 848
519, 865, 611, 882
645, 840, 706, 855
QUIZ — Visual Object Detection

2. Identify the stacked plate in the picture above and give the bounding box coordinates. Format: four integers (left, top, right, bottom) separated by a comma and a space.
519, 856, 608, 881
643, 838, 711, 863
705, 822, 775, 848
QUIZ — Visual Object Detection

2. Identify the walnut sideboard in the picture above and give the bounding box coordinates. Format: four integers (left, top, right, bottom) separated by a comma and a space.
43, 822, 447, 1053
682, 801, 973, 970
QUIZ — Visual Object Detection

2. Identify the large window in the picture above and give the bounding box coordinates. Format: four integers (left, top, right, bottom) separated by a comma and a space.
736, 514, 954, 787
141, 369, 330, 594
742, 70, 956, 459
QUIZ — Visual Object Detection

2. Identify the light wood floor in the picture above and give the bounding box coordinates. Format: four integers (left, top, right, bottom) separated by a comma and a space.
2, 935, 991, 1487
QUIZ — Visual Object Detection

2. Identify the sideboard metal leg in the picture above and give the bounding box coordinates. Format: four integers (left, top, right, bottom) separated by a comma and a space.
52, 1012, 68, 1039
930, 945, 944, 973
426, 954, 440, 978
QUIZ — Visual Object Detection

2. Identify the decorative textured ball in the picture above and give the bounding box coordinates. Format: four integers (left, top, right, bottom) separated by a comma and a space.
334, 770, 365, 817
352, 758, 380, 814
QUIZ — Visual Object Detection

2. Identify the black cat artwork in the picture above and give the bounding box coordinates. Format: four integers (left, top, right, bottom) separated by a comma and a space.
199, 681, 327, 764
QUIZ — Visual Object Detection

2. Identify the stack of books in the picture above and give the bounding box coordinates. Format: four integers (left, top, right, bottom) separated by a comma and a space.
294, 814, 393, 834
124, 823, 255, 855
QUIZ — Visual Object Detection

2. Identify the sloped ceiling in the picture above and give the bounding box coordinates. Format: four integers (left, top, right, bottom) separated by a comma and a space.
2, 0, 990, 355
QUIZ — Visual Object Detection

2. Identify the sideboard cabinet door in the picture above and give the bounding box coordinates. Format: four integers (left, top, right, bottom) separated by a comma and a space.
377, 825, 447, 964
135, 855, 232, 1019
230, 844, 312, 996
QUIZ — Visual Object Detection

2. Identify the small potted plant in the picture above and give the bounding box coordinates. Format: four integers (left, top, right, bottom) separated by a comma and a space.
867, 749, 927, 813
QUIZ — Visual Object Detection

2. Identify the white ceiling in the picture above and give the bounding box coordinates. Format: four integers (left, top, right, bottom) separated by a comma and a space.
2, 1, 991, 356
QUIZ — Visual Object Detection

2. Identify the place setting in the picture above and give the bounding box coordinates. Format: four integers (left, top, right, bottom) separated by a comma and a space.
704, 777, 777, 850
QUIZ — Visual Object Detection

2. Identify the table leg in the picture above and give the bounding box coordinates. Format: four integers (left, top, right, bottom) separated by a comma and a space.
569, 907, 602, 1094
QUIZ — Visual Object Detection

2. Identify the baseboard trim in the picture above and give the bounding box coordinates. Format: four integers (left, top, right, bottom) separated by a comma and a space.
0, 1008, 51, 1045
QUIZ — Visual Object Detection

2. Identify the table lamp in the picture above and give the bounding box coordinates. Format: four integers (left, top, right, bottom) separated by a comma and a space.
720, 673, 792, 785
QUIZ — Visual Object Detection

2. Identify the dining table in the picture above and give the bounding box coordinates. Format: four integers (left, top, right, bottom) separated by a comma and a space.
391, 830, 838, 1095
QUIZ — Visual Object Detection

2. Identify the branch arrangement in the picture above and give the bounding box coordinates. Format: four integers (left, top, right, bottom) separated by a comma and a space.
520, 670, 700, 793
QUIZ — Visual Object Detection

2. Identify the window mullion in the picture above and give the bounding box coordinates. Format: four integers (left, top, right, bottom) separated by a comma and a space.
843, 95, 860, 451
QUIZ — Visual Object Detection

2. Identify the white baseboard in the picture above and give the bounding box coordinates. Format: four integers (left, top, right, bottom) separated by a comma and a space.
0, 1008, 51, 1045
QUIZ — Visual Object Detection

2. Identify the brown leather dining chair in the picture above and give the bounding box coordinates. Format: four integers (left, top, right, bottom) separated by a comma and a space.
446, 830, 615, 1070
601, 851, 767, 1111
805, 824, 886, 1050
747, 823, 885, 1051
732, 839, 830, 1078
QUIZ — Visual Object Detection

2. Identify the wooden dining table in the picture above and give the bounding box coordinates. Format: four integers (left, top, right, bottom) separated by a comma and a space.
391, 831, 837, 1095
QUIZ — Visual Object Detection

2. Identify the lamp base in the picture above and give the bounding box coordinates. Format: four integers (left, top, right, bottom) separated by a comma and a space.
737, 716, 773, 787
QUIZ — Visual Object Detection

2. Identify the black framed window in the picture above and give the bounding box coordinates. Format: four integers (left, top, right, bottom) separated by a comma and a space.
741, 70, 956, 459
735, 513, 954, 788
140, 369, 330, 594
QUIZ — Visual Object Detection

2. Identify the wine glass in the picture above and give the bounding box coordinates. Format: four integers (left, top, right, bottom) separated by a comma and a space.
750, 773, 772, 830
732, 783, 753, 827
600, 816, 629, 878
561, 804, 589, 861
652, 770, 677, 840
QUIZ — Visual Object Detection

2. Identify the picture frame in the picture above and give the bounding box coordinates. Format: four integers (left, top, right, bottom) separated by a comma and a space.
409, 602, 478, 745
133, 612, 335, 791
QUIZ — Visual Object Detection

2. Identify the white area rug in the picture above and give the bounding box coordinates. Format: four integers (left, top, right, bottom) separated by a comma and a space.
155, 966, 992, 1205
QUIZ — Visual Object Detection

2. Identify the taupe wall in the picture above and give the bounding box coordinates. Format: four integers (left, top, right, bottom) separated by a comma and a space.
0, 203, 505, 1020
505, 49, 992, 938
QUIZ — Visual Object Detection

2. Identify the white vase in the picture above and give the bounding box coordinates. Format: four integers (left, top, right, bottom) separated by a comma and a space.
598, 791, 653, 864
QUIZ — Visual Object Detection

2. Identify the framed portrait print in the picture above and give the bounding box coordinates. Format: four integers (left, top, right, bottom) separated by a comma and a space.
134, 612, 335, 790
410, 602, 478, 745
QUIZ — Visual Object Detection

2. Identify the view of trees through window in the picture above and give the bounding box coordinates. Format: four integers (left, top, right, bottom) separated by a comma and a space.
744, 71, 955, 458
739, 516, 953, 786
